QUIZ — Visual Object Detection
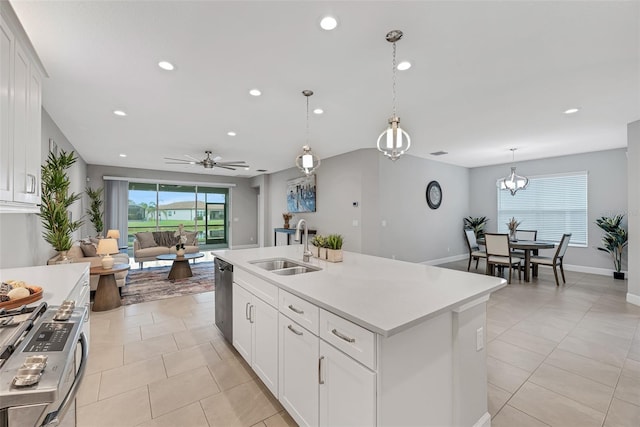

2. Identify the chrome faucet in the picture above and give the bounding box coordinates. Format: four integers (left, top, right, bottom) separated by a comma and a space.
294, 218, 313, 262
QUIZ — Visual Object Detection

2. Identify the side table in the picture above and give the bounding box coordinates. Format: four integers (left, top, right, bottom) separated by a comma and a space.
90, 263, 130, 311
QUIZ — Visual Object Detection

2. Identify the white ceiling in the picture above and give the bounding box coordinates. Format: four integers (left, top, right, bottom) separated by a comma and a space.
10, 0, 640, 177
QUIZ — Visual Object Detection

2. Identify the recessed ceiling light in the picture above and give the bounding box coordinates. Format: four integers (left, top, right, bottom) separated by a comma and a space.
249, 89, 261, 97
313, 108, 324, 115
320, 16, 338, 31
119, 153, 127, 157
113, 110, 127, 116
564, 108, 580, 114
158, 61, 175, 71
397, 61, 412, 71
227, 131, 237, 136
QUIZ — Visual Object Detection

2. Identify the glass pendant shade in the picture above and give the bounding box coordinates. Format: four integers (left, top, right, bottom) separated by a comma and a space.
377, 116, 411, 160
501, 166, 529, 196
296, 145, 320, 176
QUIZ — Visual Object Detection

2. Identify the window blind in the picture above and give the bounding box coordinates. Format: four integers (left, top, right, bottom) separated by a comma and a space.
496, 172, 588, 246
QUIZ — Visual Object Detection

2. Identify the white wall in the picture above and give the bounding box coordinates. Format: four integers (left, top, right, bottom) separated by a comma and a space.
265, 149, 470, 263
86, 165, 258, 247
0, 108, 87, 268
469, 149, 628, 272
627, 121, 640, 305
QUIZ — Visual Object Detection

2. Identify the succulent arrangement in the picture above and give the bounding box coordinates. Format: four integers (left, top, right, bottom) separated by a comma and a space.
326, 234, 344, 250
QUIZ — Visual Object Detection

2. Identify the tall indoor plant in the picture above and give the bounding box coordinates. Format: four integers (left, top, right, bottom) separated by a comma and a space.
463, 216, 489, 239
85, 186, 104, 237
595, 214, 628, 279
39, 150, 84, 259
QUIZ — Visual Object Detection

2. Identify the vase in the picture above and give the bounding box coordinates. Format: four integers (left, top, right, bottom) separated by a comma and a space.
56, 251, 71, 264
613, 271, 625, 280
319, 247, 327, 260
509, 230, 517, 241
327, 249, 343, 263
176, 248, 185, 257
283, 219, 290, 229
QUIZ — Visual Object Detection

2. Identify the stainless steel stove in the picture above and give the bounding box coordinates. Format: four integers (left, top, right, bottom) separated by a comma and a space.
0, 301, 88, 427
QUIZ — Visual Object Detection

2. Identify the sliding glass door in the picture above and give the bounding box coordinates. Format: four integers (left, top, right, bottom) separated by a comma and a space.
199, 187, 228, 244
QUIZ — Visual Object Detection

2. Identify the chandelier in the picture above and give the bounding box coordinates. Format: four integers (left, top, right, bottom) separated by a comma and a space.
377, 30, 411, 161
500, 148, 529, 196
295, 90, 321, 175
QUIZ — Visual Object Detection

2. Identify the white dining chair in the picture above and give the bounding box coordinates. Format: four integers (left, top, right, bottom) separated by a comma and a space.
484, 233, 522, 284
530, 233, 571, 286
464, 229, 486, 271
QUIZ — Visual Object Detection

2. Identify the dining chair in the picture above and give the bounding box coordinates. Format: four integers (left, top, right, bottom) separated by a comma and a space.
512, 229, 538, 261
530, 233, 571, 286
464, 229, 487, 271
484, 233, 522, 284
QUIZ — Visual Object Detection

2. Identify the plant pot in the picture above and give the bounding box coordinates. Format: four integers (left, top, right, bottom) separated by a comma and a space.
319, 247, 327, 260
613, 271, 625, 280
55, 251, 71, 264
310, 246, 319, 258
176, 248, 185, 257
326, 249, 343, 263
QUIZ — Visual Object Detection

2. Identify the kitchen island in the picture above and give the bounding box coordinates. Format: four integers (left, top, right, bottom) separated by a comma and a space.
213, 245, 506, 427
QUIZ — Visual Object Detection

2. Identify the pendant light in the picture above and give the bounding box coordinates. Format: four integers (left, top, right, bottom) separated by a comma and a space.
295, 90, 321, 175
500, 148, 529, 196
377, 30, 411, 161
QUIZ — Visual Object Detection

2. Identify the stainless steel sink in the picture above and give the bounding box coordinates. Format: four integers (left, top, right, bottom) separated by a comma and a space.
249, 258, 321, 275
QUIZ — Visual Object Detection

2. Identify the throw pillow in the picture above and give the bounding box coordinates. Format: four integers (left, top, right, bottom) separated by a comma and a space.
135, 232, 157, 249
152, 231, 178, 248
185, 231, 197, 246
80, 241, 98, 257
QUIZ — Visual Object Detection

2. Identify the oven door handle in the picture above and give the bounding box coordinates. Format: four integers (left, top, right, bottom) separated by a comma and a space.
41, 331, 88, 427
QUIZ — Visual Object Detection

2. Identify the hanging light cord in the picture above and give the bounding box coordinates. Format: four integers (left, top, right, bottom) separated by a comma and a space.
306, 94, 310, 145
392, 40, 397, 117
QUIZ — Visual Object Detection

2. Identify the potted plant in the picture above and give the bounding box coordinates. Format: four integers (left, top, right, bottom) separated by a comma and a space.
326, 234, 344, 263
310, 234, 323, 258
85, 186, 104, 237
464, 216, 489, 239
595, 214, 628, 279
506, 217, 521, 241
38, 150, 84, 262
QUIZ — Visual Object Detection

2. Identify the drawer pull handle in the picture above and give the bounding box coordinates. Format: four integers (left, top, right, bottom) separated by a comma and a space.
249, 305, 255, 324
319, 356, 325, 384
288, 304, 304, 314
288, 324, 303, 336
26, 174, 37, 194
332, 328, 355, 343
245, 302, 251, 320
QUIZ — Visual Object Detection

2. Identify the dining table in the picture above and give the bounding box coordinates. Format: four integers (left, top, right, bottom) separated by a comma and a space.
477, 238, 556, 282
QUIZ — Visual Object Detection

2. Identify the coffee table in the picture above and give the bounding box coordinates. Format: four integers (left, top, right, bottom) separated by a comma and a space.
156, 253, 204, 280
90, 263, 130, 311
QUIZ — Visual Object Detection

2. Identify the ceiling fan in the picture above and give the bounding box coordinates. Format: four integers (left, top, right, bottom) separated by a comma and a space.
164, 150, 249, 171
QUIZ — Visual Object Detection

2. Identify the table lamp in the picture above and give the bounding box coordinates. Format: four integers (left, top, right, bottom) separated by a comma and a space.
97, 238, 119, 269
106, 229, 120, 239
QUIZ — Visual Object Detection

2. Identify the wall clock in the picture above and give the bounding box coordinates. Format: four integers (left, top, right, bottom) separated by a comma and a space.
426, 180, 442, 209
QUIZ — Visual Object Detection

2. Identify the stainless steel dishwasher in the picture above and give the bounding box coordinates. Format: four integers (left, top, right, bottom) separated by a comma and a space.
214, 257, 233, 343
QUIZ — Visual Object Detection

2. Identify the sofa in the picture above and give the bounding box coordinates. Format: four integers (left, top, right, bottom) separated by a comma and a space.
133, 231, 200, 268
47, 241, 130, 291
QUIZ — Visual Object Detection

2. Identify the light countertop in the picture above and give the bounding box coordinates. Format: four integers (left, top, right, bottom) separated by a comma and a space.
213, 246, 506, 337
0, 263, 89, 307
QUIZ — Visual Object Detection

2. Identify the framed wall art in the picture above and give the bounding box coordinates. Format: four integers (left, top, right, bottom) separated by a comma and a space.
287, 175, 316, 213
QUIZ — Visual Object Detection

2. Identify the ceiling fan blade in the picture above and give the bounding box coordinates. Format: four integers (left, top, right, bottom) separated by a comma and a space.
216, 160, 245, 165
165, 161, 198, 165
164, 157, 193, 162
216, 165, 237, 170
184, 154, 201, 162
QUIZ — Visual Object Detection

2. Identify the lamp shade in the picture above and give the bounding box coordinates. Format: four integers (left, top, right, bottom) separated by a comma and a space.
96, 238, 119, 269
106, 229, 120, 239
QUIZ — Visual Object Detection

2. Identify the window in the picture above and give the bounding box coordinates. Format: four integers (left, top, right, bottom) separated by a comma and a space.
496, 172, 588, 246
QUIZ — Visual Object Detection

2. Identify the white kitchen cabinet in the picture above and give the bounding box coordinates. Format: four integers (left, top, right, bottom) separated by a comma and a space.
232, 282, 279, 396
0, 2, 44, 212
319, 340, 376, 427
278, 314, 319, 427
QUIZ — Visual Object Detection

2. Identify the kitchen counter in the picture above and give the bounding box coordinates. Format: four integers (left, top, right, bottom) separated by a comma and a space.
0, 263, 90, 306
213, 245, 506, 337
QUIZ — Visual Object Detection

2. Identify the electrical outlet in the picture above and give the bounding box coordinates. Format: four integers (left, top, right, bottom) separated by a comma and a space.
476, 327, 484, 351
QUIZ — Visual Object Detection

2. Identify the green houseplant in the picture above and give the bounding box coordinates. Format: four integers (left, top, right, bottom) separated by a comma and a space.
326, 234, 344, 263
595, 214, 628, 279
85, 186, 104, 237
310, 234, 324, 258
463, 216, 489, 239
39, 150, 84, 260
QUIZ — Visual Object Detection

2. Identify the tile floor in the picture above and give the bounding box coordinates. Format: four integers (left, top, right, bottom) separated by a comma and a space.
77, 259, 640, 427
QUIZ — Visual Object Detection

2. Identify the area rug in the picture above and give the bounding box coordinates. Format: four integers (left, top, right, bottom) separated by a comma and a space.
120, 261, 215, 305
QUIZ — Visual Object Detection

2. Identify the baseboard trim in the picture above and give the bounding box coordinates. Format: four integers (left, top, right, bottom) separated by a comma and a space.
627, 292, 640, 307
472, 412, 491, 427
563, 264, 626, 277
422, 254, 467, 266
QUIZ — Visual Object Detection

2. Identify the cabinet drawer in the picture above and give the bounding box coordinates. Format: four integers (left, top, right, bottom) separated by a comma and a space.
320, 310, 376, 370
279, 290, 319, 335
234, 268, 278, 308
